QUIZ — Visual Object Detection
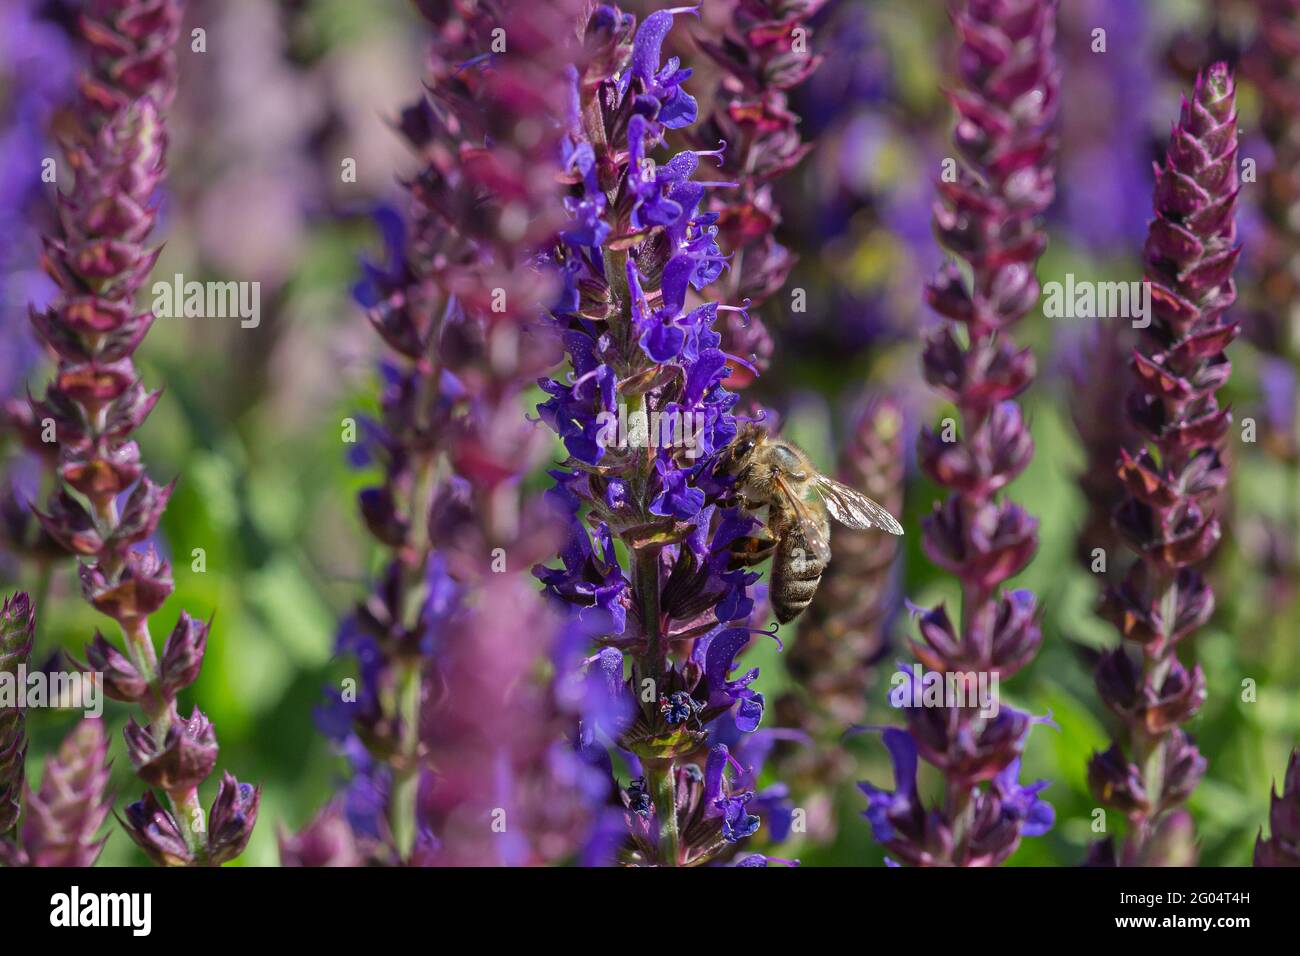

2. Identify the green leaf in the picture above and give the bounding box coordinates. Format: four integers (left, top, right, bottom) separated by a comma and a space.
246, 557, 335, 667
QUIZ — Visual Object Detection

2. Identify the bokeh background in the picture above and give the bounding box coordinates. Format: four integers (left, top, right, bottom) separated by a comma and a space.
1, 0, 1296, 866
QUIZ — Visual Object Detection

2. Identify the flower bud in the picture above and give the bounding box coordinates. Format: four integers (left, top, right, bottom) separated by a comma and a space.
83, 630, 149, 702
125, 706, 219, 795
208, 772, 262, 865
79, 545, 174, 625
159, 612, 208, 697
1088, 743, 1150, 816
120, 790, 193, 867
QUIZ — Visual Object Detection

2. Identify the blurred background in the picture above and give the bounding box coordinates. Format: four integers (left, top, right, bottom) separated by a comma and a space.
1, 0, 1296, 866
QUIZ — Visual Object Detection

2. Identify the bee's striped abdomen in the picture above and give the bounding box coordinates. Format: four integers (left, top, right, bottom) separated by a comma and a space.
770, 527, 827, 624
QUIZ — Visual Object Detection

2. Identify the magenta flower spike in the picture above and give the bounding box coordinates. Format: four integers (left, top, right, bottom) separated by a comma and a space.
691, 0, 830, 375
13, 0, 258, 865
1087, 63, 1241, 865
860, 0, 1060, 867
1, 719, 113, 868
531, 3, 798, 866
298, 0, 602, 866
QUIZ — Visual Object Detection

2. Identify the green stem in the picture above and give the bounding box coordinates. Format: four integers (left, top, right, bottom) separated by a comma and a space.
945, 781, 976, 864
603, 246, 631, 354
171, 787, 208, 865
646, 759, 679, 866
384, 450, 438, 863
631, 546, 662, 723
636, 546, 662, 649
121, 619, 170, 736
390, 660, 422, 862
632, 525, 676, 864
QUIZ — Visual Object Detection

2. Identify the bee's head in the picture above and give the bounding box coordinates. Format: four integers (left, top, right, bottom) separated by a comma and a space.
723, 421, 759, 460
718, 422, 764, 485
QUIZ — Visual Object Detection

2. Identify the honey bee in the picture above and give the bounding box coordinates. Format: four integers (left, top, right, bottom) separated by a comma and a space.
719, 421, 904, 624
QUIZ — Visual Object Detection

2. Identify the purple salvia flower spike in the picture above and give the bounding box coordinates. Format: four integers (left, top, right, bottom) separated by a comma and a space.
20, 0, 258, 865
1088, 63, 1241, 866
688, 0, 831, 377
535, 3, 796, 866
3, 718, 113, 867
298, 0, 601, 867
860, 0, 1060, 867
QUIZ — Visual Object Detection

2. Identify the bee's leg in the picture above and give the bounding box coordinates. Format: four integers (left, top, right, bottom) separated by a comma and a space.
728, 532, 778, 569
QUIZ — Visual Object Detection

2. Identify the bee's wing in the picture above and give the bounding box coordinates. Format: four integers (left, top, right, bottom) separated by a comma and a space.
773, 473, 833, 563
813, 474, 904, 535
